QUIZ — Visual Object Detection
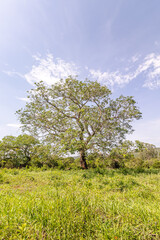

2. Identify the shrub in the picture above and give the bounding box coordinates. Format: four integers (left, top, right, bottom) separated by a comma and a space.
152, 160, 160, 169
87, 153, 108, 168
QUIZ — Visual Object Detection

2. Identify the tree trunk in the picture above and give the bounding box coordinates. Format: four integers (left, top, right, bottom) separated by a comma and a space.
80, 149, 88, 169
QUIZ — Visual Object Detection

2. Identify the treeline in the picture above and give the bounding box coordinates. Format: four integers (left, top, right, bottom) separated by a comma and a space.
0, 134, 160, 169
0, 135, 58, 168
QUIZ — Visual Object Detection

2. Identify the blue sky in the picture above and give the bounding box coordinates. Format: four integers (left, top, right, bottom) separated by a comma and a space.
0, 0, 160, 146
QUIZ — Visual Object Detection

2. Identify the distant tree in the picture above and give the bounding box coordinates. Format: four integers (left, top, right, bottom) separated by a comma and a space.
109, 140, 135, 168
0, 134, 39, 168
17, 77, 142, 169
31, 144, 58, 168
135, 140, 158, 160
14, 134, 39, 167
0, 136, 17, 167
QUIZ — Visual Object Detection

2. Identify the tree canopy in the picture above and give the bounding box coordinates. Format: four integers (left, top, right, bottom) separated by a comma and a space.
0, 134, 39, 168
17, 77, 142, 168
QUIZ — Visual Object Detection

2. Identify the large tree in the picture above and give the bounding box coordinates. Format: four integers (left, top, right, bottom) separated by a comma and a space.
17, 77, 141, 169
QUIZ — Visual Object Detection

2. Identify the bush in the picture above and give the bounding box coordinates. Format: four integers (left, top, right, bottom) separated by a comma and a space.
152, 160, 160, 169
109, 158, 124, 169
87, 153, 108, 168
125, 157, 144, 169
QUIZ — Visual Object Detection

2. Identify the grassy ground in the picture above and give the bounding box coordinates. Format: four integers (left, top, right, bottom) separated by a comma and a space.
0, 168, 160, 239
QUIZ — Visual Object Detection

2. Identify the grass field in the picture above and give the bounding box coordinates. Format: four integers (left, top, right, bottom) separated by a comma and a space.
0, 168, 160, 239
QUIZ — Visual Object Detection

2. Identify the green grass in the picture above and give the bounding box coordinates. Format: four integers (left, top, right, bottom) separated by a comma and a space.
0, 168, 160, 239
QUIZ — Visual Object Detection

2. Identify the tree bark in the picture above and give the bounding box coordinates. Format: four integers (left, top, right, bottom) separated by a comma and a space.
80, 149, 88, 169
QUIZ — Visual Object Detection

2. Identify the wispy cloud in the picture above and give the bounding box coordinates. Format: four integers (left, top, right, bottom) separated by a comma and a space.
90, 53, 160, 89
89, 69, 136, 88
24, 54, 79, 85
16, 97, 30, 102
7, 124, 21, 128
3, 70, 24, 78
131, 54, 141, 63
4, 52, 160, 90
141, 53, 160, 89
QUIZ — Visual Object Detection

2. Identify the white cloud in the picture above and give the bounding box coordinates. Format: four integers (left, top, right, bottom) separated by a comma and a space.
90, 53, 160, 89
24, 54, 79, 85
7, 124, 21, 128
141, 54, 160, 89
131, 54, 140, 63
3, 70, 24, 78
89, 69, 136, 87
4, 52, 160, 90
16, 97, 30, 102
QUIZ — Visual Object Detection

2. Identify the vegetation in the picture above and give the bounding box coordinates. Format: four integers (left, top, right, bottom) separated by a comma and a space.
0, 134, 160, 169
0, 134, 58, 168
0, 168, 160, 239
0, 77, 159, 238
0, 135, 160, 170
16, 77, 141, 168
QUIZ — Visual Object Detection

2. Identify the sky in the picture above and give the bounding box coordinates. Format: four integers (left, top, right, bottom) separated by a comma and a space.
0, 0, 160, 146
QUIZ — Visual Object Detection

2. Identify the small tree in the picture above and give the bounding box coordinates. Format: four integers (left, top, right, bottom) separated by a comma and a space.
17, 77, 141, 169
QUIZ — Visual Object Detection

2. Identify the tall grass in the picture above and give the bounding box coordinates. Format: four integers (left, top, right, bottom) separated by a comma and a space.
0, 168, 160, 239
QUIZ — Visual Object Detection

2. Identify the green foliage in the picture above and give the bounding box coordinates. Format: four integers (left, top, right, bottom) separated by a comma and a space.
135, 140, 158, 160
107, 140, 134, 168
0, 136, 17, 168
152, 160, 160, 168
107, 140, 160, 169
87, 152, 107, 168
31, 145, 58, 168
0, 134, 40, 168
0, 133, 159, 171
142, 159, 160, 169
16, 77, 141, 168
